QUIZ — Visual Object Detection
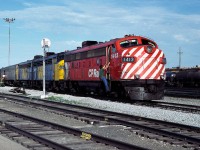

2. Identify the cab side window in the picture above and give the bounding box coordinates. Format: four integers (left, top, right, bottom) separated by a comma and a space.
112, 44, 116, 53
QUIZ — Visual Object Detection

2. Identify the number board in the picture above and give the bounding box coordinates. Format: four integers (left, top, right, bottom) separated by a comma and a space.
122, 57, 135, 62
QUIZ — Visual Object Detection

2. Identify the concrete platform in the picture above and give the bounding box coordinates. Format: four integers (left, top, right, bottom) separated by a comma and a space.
0, 135, 28, 150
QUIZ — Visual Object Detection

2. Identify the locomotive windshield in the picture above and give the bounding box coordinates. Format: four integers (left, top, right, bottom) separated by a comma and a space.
141, 39, 156, 47
120, 39, 138, 48
120, 38, 157, 49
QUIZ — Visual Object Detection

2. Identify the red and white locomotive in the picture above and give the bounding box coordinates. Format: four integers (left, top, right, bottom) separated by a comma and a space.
62, 34, 166, 100
1, 34, 166, 101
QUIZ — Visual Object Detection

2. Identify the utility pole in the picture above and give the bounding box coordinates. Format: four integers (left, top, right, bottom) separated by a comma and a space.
177, 47, 183, 69
3, 18, 15, 66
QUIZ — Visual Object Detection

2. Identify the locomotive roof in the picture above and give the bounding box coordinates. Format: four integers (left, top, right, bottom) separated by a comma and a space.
18, 60, 32, 65
68, 39, 117, 54
65, 35, 157, 55
0, 64, 16, 69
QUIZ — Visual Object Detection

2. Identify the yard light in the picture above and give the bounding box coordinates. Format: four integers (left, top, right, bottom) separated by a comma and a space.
40, 38, 51, 99
3, 18, 15, 66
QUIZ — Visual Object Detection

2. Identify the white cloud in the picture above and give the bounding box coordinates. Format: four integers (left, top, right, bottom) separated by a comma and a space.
0, 1, 200, 67
1, 2, 199, 39
23, 2, 35, 7
173, 34, 190, 42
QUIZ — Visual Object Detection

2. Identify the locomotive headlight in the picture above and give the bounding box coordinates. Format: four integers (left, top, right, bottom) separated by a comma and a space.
135, 74, 140, 79
146, 46, 153, 53
160, 74, 166, 80
171, 73, 176, 78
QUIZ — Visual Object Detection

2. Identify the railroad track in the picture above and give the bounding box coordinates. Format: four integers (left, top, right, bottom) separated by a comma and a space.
67, 89, 200, 114
165, 88, 200, 98
137, 100, 200, 114
0, 93, 200, 149
74, 88, 200, 114
0, 108, 145, 150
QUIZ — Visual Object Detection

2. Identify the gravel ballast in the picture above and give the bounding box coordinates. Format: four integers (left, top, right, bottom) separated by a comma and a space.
0, 86, 200, 128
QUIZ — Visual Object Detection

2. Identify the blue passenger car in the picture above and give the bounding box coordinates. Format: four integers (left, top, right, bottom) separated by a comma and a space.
45, 54, 57, 81
0, 65, 16, 85
18, 60, 32, 81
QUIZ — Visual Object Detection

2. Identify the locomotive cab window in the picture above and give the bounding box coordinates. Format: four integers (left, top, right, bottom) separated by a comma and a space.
112, 44, 116, 53
141, 39, 156, 48
120, 39, 138, 48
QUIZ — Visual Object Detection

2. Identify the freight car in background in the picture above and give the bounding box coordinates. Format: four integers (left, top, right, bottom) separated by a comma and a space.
165, 66, 200, 88
0, 34, 166, 101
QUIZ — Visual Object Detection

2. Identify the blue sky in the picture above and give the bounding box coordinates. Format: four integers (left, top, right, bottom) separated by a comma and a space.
0, 0, 200, 68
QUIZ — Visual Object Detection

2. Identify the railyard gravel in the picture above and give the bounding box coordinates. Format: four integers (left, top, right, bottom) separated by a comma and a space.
0, 86, 200, 128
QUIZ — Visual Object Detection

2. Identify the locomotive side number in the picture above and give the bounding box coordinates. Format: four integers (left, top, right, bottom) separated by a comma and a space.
122, 57, 135, 62
111, 53, 118, 59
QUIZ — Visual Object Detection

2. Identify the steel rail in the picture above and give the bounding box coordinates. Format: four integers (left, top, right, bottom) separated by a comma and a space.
0, 108, 147, 150
5, 122, 73, 150
143, 101, 200, 113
